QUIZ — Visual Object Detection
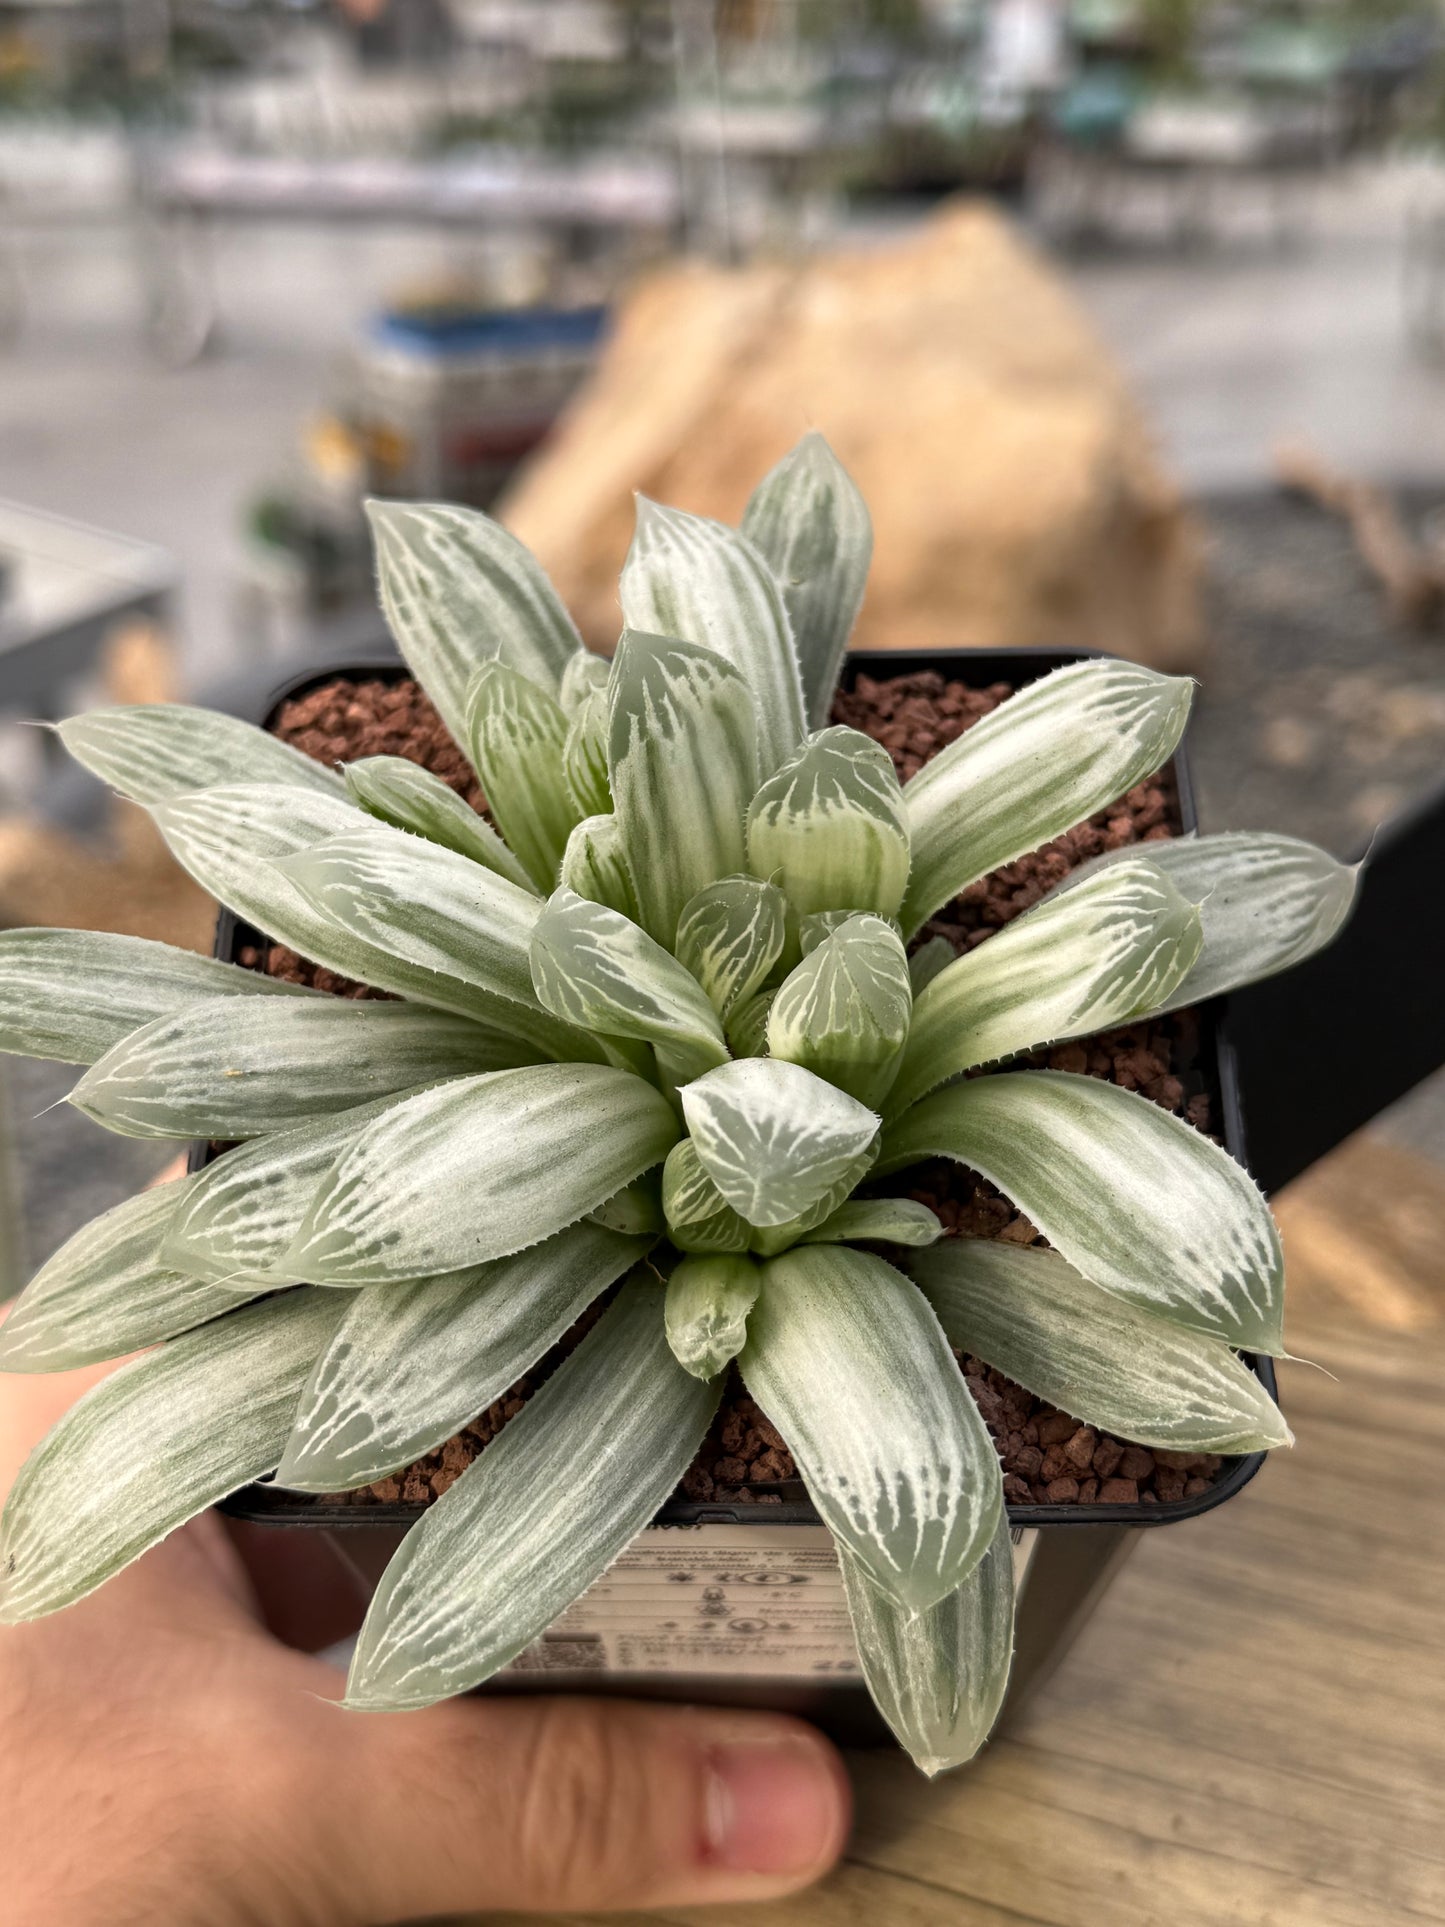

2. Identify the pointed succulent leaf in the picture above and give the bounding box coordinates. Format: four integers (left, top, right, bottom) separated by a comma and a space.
463, 660, 581, 892
529, 889, 728, 1079
680, 1059, 879, 1230
673, 876, 787, 1021
1055, 830, 1360, 1016
742, 433, 872, 729
665, 1253, 762, 1380
745, 1152, 883, 1258
366, 499, 580, 741
841, 1512, 1014, 1777
346, 1277, 721, 1710
0, 1179, 271, 1372
0, 1289, 346, 1623
724, 989, 775, 1060
741, 1244, 1002, 1613
606, 631, 759, 948
900, 661, 1194, 938
561, 686, 613, 818
558, 647, 611, 715
620, 499, 804, 775
912, 1239, 1291, 1456
288, 1065, 680, 1284
880, 1070, 1284, 1354
559, 813, 640, 921
661, 1140, 751, 1255
799, 1198, 944, 1248
152, 787, 556, 1035
274, 820, 598, 1063
58, 703, 345, 804
276, 1223, 648, 1491
161, 1093, 425, 1284
70, 998, 527, 1141
747, 727, 910, 921
767, 914, 911, 1109
342, 755, 535, 890
800, 906, 901, 955
887, 860, 1203, 1116
0, 928, 315, 1066
586, 1169, 665, 1236
907, 936, 955, 998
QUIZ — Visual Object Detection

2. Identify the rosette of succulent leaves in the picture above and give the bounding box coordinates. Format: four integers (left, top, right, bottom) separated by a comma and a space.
0, 436, 1356, 1774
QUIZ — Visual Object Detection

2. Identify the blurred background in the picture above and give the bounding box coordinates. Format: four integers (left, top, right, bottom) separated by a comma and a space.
1, 4, 1443, 1919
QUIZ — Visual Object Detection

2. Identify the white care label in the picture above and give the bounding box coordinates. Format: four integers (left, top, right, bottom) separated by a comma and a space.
501, 1523, 1039, 1682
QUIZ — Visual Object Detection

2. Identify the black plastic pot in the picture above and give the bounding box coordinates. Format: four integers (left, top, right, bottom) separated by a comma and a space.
204, 645, 1279, 1741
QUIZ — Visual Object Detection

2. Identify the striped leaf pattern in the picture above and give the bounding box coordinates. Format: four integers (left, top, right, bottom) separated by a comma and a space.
742, 432, 873, 729
558, 647, 611, 714
767, 913, 912, 1109
463, 661, 581, 892
664, 1252, 762, 1379
747, 726, 910, 920
276, 1222, 648, 1490
58, 703, 345, 805
912, 1238, 1291, 1455
561, 686, 613, 817
346, 1278, 721, 1710
880, 1070, 1285, 1354
342, 755, 535, 890
0, 1288, 347, 1623
681, 1058, 879, 1230
287, 1065, 680, 1284
606, 631, 759, 948
672, 876, 787, 1022
620, 499, 805, 776
367, 499, 580, 740
799, 1198, 944, 1248
559, 813, 640, 921
900, 660, 1194, 937
661, 1139, 752, 1255
887, 859, 1203, 1116
741, 1244, 1003, 1613
70, 998, 527, 1140
0, 928, 315, 1066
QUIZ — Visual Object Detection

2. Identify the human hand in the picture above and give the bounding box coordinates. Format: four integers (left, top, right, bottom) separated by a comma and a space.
0, 1301, 850, 1925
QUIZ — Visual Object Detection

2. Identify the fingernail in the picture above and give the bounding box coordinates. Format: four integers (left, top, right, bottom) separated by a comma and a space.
703, 1737, 846, 1877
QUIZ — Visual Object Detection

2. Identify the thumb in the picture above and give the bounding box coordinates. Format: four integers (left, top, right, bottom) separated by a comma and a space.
297, 1688, 851, 1919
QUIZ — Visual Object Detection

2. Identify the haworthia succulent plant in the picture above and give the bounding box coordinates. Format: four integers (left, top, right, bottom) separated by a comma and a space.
3, 435, 1349, 1774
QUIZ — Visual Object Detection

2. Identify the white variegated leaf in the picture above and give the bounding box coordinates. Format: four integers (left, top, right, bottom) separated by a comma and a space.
0, 1289, 346, 1622
69, 998, 526, 1140
346, 1277, 721, 1710
586, 1169, 664, 1236
880, 1070, 1284, 1354
0, 1179, 271, 1372
606, 631, 759, 948
58, 703, 345, 804
561, 686, 612, 818
162, 1093, 424, 1284
724, 990, 775, 1060
767, 914, 911, 1109
747, 727, 910, 920
673, 877, 787, 1021
800, 906, 901, 955
558, 647, 612, 715
681, 1059, 879, 1230
273, 820, 599, 1063
0, 928, 316, 1066
530, 889, 727, 1080
559, 813, 640, 921
841, 1512, 1014, 1777
1054, 831, 1360, 1015
664, 1252, 762, 1380
900, 661, 1194, 938
741, 1243, 1002, 1613
745, 1155, 886, 1259
912, 1238, 1291, 1455
661, 1140, 751, 1255
620, 499, 804, 775
342, 755, 535, 890
151, 787, 556, 1035
366, 499, 580, 740
276, 1222, 648, 1490
287, 1065, 680, 1284
463, 660, 581, 892
887, 860, 1203, 1117
907, 936, 955, 998
799, 1198, 944, 1248
742, 433, 873, 729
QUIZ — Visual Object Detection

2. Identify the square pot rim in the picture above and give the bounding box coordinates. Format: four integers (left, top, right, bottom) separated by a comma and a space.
207, 642, 1277, 1537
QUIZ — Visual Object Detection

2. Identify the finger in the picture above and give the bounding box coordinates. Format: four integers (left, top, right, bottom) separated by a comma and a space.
288, 1691, 851, 1917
